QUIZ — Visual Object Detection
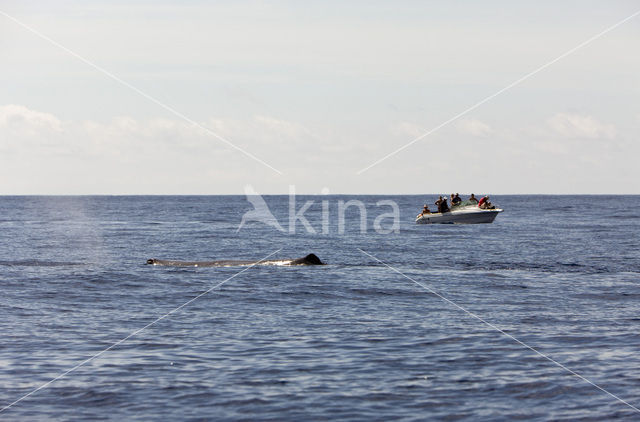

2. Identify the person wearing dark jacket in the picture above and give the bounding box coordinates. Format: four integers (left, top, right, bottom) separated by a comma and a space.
440, 197, 450, 213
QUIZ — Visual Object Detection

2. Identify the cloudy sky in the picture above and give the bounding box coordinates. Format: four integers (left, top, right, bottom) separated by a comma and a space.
1, 1, 639, 194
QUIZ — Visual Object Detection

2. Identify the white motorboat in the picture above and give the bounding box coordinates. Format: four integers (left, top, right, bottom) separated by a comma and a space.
416, 203, 503, 224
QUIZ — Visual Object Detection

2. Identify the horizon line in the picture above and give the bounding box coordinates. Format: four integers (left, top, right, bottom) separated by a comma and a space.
0, 193, 637, 197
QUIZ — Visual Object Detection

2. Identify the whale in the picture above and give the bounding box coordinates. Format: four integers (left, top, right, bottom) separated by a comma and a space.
146, 253, 324, 267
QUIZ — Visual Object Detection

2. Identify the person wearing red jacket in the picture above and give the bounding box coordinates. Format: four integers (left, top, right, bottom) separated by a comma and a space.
479, 195, 493, 209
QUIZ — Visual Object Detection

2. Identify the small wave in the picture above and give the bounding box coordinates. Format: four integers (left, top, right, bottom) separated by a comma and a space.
574, 292, 640, 301
609, 214, 640, 220
0, 260, 83, 267
451, 260, 626, 274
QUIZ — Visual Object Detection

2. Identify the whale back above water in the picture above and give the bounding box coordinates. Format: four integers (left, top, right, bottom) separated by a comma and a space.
146, 253, 324, 267
290, 253, 323, 265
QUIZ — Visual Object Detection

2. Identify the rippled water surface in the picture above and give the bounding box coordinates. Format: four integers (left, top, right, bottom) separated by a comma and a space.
1, 195, 639, 421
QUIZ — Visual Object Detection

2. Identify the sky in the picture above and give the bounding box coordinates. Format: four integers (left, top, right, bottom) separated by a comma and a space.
1, 0, 639, 194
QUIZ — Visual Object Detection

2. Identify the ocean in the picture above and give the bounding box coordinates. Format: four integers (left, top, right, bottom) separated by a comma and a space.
1, 195, 639, 421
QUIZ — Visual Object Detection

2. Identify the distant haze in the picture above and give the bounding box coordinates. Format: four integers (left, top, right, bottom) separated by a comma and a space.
1, 1, 639, 194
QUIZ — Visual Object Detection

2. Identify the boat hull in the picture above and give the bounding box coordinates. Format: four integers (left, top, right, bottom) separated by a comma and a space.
416, 208, 502, 224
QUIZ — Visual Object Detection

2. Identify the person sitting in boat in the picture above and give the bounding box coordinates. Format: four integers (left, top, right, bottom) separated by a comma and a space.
417, 204, 431, 218
478, 195, 494, 209
452, 193, 462, 206
440, 197, 450, 213
468, 193, 478, 203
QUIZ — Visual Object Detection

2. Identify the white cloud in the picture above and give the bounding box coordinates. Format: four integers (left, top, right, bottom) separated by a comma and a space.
254, 115, 301, 138
236, 115, 317, 147
0, 104, 321, 159
457, 118, 493, 137
547, 112, 615, 139
393, 121, 425, 138
0, 104, 62, 135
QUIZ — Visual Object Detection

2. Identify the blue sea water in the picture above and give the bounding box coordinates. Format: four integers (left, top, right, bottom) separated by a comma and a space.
0, 195, 639, 421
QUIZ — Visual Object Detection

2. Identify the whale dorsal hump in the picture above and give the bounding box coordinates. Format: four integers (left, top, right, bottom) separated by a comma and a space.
303, 253, 323, 265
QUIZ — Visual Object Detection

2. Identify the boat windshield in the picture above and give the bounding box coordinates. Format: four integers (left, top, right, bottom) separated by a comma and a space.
453, 200, 478, 208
